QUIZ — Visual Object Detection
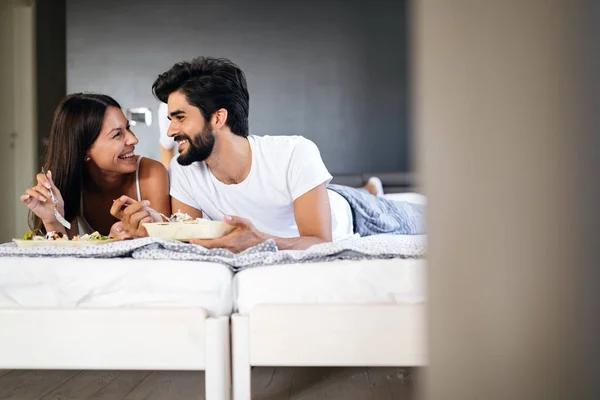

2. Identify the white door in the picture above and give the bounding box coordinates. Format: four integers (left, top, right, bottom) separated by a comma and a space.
0, 0, 36, 243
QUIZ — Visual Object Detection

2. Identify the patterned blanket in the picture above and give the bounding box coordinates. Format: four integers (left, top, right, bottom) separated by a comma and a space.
0, 234, 426, 272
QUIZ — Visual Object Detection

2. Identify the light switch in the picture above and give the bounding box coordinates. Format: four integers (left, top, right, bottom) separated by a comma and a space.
126, 107, 153, 127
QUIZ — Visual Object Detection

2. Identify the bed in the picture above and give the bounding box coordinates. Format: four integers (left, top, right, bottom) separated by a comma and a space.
0, 181, 426, 400
0, 257, 233, 400
231, 254, 427, 399
228, 188, 427, 399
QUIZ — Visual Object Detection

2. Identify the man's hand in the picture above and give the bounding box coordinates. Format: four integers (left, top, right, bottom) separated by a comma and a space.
189, 215, 267, 253
110, 196, 153, 238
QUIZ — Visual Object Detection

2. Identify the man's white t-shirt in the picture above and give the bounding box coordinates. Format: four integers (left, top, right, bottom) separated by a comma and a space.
169, 135, 354, 241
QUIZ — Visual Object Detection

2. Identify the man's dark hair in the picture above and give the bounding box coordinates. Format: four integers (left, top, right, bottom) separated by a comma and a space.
152, 57, 250, 137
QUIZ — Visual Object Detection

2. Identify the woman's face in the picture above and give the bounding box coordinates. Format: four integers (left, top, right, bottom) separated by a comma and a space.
86, 107, 139, 174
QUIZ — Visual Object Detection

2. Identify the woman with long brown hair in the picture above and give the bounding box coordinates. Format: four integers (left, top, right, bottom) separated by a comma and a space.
20, 93, 170, 237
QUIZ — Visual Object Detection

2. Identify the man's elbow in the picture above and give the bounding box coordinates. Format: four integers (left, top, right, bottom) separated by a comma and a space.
315, 232, 333, 243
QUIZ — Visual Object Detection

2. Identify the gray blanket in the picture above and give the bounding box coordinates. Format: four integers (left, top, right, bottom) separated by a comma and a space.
327, 184, 426, 236
0, 235, 426, 272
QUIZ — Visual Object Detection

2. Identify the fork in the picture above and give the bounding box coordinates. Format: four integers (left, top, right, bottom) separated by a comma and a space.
41, 167, 71, 230
120, 202, 171, 222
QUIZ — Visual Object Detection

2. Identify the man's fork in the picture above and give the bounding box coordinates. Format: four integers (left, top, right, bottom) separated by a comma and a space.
119, 202, 171, 222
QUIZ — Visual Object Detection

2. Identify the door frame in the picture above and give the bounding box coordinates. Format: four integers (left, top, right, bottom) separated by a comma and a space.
0, 0, 36, 242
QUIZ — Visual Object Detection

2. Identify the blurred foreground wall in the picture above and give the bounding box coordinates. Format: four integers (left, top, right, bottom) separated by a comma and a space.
415, 1, 600, 399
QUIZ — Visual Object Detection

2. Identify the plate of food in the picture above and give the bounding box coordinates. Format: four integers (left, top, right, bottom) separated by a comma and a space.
13, 230, 117, 248
143, 211, 235, 241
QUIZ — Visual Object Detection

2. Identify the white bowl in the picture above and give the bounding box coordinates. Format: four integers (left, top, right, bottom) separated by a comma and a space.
143, 219, 235, 241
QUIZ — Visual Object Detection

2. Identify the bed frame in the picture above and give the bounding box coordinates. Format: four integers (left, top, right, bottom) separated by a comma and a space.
0, 309, 231, 400
0, 302, 425, 400
231, 303, 426, 399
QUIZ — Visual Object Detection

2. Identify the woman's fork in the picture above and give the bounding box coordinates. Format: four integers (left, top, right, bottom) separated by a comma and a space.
41, 167, 71, 230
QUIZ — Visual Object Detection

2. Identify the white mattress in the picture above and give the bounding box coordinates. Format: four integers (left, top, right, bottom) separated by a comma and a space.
233, 257, 426, 314
383, 192, 427, 205
0, 257, 233, 317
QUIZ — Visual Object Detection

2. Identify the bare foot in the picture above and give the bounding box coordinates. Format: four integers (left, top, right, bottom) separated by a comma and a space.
363, 181, 378, 196
363, 177, 383, 196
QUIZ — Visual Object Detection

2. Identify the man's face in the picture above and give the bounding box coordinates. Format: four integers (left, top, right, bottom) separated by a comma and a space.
167, 91, 215, 166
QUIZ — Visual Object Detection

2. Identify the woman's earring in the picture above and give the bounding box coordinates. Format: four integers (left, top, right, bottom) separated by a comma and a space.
84, 156, 91, 162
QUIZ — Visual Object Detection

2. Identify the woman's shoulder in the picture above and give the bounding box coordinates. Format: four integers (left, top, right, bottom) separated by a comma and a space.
137, 157, 170, 210
139, 156, 168, 183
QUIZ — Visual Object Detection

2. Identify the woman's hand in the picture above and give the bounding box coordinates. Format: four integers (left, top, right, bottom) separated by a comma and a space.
110, 196, 154, 238
20, 170, 65, 225
108, 221, 133, 240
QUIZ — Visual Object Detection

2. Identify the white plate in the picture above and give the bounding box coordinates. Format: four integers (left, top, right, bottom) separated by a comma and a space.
13, 239, 118, 248
143, 219, 235, 241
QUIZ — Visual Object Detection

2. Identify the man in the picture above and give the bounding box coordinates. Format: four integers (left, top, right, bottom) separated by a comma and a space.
112, 57, 357, 252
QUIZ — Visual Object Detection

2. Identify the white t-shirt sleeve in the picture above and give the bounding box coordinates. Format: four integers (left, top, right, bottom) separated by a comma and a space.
287, 138, 333, 200
169, 159, 202, 210
158, 103, 176, 150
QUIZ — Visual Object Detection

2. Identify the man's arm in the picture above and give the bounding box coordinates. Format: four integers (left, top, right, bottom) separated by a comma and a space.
189, 183, 332, 252
264, 182, 332, 249
172, 197, 203, 219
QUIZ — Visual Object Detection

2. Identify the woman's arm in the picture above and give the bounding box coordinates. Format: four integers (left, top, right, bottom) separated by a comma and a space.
138, 157, 171, 217
20, 171, 68, 235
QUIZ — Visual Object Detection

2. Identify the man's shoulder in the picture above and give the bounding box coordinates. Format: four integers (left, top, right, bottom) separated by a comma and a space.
251, 134, 316, 153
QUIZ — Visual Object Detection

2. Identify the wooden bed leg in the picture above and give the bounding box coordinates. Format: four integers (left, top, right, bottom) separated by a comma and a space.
205, 316, 231, 400
232, 314, 251, 400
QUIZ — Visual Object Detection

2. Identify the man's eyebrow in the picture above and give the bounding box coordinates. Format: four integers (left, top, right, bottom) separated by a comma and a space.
168, 110, 185, 120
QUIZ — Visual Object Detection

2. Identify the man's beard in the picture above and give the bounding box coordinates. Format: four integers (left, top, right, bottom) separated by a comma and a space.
176, 127, 216, 166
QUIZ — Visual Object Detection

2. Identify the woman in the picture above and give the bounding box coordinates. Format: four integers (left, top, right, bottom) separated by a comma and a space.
21, 93, 170, 237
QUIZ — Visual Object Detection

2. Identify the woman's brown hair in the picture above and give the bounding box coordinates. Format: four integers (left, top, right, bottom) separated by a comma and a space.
31, 93, 121, 231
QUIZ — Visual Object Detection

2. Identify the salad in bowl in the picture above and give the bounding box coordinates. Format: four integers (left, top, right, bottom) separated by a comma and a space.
14, 230, 115, 247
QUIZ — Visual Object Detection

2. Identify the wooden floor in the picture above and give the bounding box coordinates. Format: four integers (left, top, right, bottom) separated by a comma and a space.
0, 367, 418, 400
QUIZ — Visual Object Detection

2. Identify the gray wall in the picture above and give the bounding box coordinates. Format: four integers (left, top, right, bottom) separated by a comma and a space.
67, 0, 409, 174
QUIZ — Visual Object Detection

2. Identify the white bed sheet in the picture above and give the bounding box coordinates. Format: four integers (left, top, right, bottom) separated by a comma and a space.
233, 257, 426, 314
0, 257, 233, 317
